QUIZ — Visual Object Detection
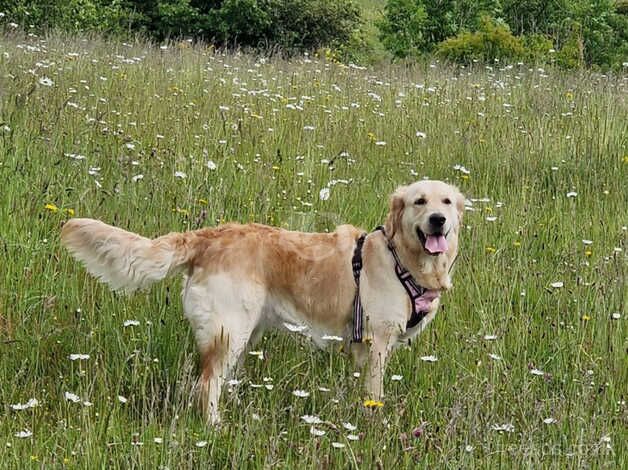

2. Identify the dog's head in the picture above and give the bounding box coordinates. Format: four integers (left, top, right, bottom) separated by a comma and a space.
385, 180, 465, 257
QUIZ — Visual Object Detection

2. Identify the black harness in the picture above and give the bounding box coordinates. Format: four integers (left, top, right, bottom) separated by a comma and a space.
351, 226, 431, 343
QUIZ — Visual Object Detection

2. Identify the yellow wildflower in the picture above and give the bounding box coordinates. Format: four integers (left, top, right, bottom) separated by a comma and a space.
45, 203, 58, 213
581, 315, 591, 321
485, 246, 496, 254
363, 399, 384, 408
64, 208, 75, 217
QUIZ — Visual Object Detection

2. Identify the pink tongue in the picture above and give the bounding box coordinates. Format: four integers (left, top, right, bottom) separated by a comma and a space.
425, 235, 448, 254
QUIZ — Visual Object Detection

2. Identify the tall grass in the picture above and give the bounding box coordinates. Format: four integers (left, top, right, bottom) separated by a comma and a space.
0, 31, 626, 468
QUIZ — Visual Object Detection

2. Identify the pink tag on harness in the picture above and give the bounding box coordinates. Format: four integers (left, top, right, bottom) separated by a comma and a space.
414, 289, 440, 312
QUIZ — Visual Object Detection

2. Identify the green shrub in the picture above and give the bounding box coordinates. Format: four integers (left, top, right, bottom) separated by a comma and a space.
554, 20, 584, 69
502, 0, 628, 70
266, 0, 361, 52
522, 33, 555, 63
0, 0, 362, 55
377, 0, 428, 58
436, 16, 525, 64
0, 0, 136, 34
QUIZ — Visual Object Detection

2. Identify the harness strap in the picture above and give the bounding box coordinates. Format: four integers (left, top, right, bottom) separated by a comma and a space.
351, 233, 367, 343
352, 226, 433, 343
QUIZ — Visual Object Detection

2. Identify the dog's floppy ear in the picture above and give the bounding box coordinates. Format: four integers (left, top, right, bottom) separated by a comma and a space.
455, 188, 466, 224
385, 187, 405, 238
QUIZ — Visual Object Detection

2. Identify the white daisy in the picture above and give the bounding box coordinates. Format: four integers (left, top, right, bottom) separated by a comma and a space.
420, 355, 438, 362
301, 415, 322, 424
283, 322, 307, 332
491, 423, 515, 432
10, 398, 39, 410
249, 350, 264, 360
65, 392, 81, 403
69, 354, 90, 361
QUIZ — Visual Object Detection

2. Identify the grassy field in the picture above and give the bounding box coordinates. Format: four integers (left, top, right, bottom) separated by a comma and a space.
0, 30, 626, 468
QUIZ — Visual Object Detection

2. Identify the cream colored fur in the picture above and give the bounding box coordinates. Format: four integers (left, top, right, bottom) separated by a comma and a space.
61, 180, 464, 425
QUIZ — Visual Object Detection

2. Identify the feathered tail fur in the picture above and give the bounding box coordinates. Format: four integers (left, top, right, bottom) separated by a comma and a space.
61, 218, 198, 294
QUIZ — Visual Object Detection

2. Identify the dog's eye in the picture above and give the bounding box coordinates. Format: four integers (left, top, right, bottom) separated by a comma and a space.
443, 198, 452, 205
414, 198, 427, 205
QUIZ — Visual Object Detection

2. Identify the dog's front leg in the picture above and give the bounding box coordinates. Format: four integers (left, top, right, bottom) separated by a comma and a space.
365, 335, 393, 399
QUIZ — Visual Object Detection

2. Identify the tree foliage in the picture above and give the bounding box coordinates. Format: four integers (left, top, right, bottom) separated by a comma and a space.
436, 15, 525, 64
0, 0, 362, 55
379, 0, 628, 68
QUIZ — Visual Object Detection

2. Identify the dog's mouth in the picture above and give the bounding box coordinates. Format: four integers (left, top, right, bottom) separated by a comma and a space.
416, 227, 449, 255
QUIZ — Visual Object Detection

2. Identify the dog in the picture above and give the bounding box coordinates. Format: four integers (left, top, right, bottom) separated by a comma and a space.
61, 180, 464, 425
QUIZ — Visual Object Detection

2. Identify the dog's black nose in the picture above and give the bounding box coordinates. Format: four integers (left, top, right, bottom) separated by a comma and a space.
429, 213, 446, 228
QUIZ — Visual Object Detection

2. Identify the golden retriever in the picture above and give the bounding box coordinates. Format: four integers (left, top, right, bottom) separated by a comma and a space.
61, 180, 464, 425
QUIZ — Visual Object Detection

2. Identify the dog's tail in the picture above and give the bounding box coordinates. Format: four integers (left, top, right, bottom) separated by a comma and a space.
61, 218, 200, 294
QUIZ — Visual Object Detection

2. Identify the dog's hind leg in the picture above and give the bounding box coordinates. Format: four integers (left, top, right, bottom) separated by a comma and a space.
196, 322, 253, 426
185, 274, 265, 425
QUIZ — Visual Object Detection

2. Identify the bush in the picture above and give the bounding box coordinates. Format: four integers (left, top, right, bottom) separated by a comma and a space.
0, 0, 136, 34
377, 0, 428, 58
0, 0, 362, 55
502, 0, 628, 69
554, 20, 584, 69
266, 0, 361, 52
377, 0, 504, 58
521, 33, 555, 63
436, 16, 525, 63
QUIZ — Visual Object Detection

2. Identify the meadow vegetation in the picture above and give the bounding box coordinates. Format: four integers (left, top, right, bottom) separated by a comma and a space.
0, 29, 626, 468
